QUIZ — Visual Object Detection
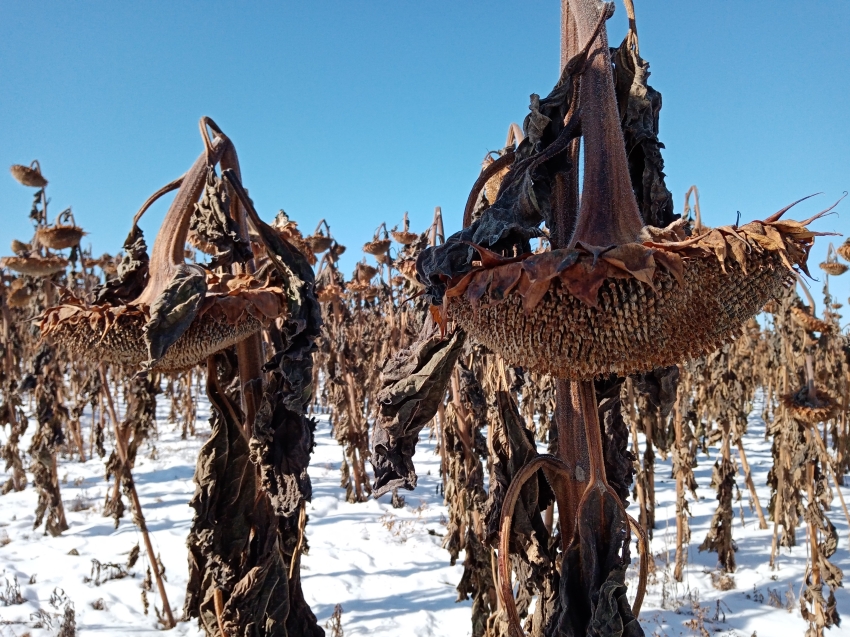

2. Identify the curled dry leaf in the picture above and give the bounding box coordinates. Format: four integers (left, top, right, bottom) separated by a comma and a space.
371, 317, 465, 496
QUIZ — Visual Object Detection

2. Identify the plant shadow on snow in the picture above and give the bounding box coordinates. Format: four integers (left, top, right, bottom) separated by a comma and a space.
309, 588, 463, 624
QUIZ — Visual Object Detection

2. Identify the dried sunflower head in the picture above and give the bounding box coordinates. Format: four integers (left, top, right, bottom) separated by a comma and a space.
819, 243, 848, 276
35, 209, 86, 250
836, 238, 850, 262
363, 223, 392, 255
354, 261, 378, 283
790, 303, 831, 334
0, 255, 68, 277
363, 238, 391, 256
36, 225, 86, 250
391, 230, 419, 245
7, 278, 34, 308
39, 118, 293, 372
10, 161, 47, 188
306, 233, 334, 254
781, 387, 837, 425
417, 6, 831, 381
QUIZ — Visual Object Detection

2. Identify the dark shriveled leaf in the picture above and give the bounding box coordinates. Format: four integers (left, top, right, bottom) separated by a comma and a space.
371, 318, 466, 496
416, 48, 590, 303
142, 264, 207, 367
94, 225, 149, 305
547, 487, 642, 637
185, 372, 259, 634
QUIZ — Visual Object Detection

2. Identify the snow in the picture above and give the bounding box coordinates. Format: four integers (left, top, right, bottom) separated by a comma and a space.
1, 391, 848, 636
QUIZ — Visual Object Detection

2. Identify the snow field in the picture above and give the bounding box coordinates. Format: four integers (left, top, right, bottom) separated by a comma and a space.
0, 392, 847, 636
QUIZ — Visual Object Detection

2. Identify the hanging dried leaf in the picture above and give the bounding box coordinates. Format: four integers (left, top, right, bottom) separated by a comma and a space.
143, 264, 207, 368
94, 225, 150, 305
371, 318, 465, 496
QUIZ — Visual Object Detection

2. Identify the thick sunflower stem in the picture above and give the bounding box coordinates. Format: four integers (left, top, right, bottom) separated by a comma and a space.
554, 380, 589, 544
568, 0, 644, 246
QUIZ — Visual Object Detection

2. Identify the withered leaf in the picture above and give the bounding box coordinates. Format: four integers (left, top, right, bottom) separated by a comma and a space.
651, 249, 684, 285
488, 262, 524, 301
417, 43, 587, 303
95, 225, 149, 305
725, 234, 750, 274
142, 264, 206, 367
699, 230, 729, 272
446, 270, 477, 298
371, 318, 466, 496
522, 279, 551, 314
467, 270, 493, 307
611, 34, 677, 230
523, 250, 564, 283
189, 168, 252, 268
548, 487, 642, 637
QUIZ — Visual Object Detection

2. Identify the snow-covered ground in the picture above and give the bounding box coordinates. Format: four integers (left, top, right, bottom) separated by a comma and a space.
1, 392, 848, 636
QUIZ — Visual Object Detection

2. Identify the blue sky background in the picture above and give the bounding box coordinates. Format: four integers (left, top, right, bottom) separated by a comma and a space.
1, 1, 848, 313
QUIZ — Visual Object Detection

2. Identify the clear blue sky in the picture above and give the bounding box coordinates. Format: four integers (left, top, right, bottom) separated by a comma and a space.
1, 1, 848, 311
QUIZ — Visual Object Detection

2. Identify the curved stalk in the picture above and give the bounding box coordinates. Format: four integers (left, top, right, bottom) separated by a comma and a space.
133, 128, 228, 307
795, 272, 818, 316
684, 185, 702, 233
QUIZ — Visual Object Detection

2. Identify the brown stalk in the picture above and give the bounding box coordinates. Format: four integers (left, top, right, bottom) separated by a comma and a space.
98, 364, 175, 628
567, 0, 643, 247
449, 370, 475, 473
429, 206, 445, 246
804, 448, 825, 625
553, 1, 581, 250
497, 3, 648, 635
289, 502, 307, 580
213, 588, 229, 637
1, 297, 21, 462
575, 379, 616, 496
735, 438, 768, 529
213, 119, 265, 437
130, 175, 185, 230
809, 423, 850, 530
626, 380, 650, 541
506, 122, 524, 148
684, 185, 702, 233
462, 152, 516, 229
133, 125, 228, 307
673, 389, 686, 581
554, 379, 587, 549
497, 454, 571, 634
770, 348, 791, 568
496, 449, 648, 637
